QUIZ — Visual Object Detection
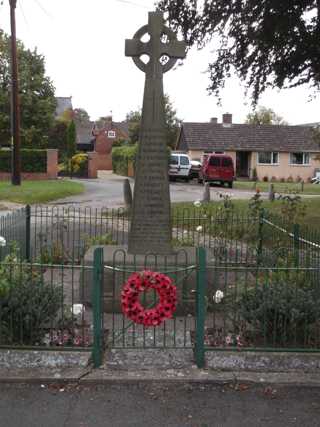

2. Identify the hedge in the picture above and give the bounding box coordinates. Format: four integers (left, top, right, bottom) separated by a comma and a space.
112, 144, 138, 176
0, 149, 47, 173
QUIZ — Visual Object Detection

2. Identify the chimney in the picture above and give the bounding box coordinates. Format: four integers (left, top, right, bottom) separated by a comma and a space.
210, 117, 218, 124
222, 113, 232, 127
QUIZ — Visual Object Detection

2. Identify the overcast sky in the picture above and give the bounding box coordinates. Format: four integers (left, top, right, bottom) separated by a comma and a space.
1, 0, 320, 125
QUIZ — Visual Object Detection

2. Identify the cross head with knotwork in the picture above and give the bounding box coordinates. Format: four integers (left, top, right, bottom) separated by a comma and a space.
125, 11, 186, 78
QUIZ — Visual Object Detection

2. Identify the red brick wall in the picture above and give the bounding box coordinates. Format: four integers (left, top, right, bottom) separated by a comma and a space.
87, 152, 98, 178
47, 149, 58, 179
87, 152, 113, 176
95, 133, 113, 155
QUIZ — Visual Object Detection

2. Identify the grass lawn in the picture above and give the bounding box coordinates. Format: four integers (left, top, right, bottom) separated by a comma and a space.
173, 197, 320, 230
0, 180, 84, 204
234, 180, 320, 195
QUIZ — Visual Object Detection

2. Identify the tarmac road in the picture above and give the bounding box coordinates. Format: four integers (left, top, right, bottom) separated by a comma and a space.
1, 383, 320, 427
49, 174, 257, 209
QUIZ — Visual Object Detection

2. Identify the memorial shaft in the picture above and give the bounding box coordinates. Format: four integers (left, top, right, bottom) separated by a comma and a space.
125, 11, 186, 255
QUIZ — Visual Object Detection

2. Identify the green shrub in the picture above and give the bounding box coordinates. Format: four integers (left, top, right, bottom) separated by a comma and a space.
58, 153, 88, 177
238, 271, 320, 346
0, 149, 47, 173
112, 144, 138, 176
0, 248, 62, 345
71, 153, 88, 177
251, 167, 258, 181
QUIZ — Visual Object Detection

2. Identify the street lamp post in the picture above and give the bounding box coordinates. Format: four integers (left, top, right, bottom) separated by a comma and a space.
9, 0, 21, 185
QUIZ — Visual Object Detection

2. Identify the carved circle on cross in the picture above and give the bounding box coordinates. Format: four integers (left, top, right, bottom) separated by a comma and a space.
131, 24, 180, 74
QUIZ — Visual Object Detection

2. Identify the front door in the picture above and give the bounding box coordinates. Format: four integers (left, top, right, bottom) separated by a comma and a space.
236, 152, 250, 177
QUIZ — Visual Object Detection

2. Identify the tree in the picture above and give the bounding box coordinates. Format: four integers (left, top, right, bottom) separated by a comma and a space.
73, 108, 90, 125
126, 110, 141, 144
157, 1, 320, 104
0, 30, 56, 147
48, 120, 68, 161
66, 120, 77, 159
245, 107, 288, 125
126, 95, 181, 148
94, 116, 112, 129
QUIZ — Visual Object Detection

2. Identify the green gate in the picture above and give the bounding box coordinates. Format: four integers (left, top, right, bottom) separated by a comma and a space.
91, 246, 206, 368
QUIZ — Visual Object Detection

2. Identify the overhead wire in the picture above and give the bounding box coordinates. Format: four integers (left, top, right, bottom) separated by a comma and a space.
114, 0, 150, 9
31, 0, 53, 19
19, 0, 31, 31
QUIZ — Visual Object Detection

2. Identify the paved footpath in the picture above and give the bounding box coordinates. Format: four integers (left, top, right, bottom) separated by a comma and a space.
0, 382, 320, 426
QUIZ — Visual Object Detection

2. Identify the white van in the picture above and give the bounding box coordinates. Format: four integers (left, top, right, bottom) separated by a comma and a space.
169, 152, 191, 181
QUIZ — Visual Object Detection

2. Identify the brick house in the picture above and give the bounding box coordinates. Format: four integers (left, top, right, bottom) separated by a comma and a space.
91, 116, 129, 171
177, 114, 320, 181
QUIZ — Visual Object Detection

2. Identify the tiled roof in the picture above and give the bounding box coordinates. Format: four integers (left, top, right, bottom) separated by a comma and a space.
180, 122, 320, 152
114, 121, 129, 137
55, 97, 73, 117
76, 122, 95, 145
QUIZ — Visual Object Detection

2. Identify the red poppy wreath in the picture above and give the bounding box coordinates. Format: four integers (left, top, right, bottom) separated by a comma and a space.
121, 271, 177, 327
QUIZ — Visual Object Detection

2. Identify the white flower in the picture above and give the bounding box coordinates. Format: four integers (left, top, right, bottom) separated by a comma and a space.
183, 230, 189, 235
72, 304, 85, 316
225, 335, 232, 345
196, 225, 203, 232
42, 333, 51, 346
214, 290, 224, 303
194, 200, 201, 207
0, 236, 6, 247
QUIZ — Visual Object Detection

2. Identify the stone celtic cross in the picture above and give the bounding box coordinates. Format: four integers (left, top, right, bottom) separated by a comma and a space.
125, 11, 186, 254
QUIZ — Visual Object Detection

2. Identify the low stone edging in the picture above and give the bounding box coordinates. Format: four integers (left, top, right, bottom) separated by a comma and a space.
206, 351, 320, 373
0, 349, 91, 369
105, 348, 320, 373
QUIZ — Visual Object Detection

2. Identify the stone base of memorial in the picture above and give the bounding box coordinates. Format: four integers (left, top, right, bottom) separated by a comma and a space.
81, 245, 214, 314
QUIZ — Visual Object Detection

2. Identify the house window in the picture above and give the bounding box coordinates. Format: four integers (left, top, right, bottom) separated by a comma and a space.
290, 152, 310, 165
107, 130, 116, 138
258, 152, 279, 165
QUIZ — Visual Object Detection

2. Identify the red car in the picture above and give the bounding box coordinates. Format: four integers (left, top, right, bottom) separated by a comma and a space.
198, 153, 235, 188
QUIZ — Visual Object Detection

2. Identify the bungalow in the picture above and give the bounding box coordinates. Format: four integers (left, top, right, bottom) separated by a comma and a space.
177, 114, 320, 182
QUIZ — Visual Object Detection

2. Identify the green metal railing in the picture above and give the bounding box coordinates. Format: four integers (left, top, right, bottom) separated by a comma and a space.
0, 207, 27, 261
0, 258, 94, 352
0, 205, 319, 368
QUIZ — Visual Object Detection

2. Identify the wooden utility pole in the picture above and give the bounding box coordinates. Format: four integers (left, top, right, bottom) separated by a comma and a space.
9, 0, 21, 185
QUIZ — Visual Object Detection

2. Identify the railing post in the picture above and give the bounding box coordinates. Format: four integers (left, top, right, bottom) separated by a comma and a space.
257, 209, 264, 266
293, 223, 300, 268
92, 247, 103, 368
25, 204, 31, 262
195, 246, 206, 368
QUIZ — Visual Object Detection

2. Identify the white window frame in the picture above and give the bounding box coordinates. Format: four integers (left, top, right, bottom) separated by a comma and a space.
107, 130, 116, 138
257, 151, 279, 165
289, 152, 310, 166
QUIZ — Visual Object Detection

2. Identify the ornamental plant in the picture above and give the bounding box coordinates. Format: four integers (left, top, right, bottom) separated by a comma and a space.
0, 246, 62, 345
237, 270, 320, 346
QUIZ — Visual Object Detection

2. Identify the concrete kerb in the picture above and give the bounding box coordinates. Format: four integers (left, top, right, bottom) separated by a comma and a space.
1, 349, 320, 386
2, 367, 320, 388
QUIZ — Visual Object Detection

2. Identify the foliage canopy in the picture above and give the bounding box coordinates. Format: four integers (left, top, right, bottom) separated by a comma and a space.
0, 30, 56, 147
245, 106, 288, 125
157, 0, 320, 104
126, 94, 181, 148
